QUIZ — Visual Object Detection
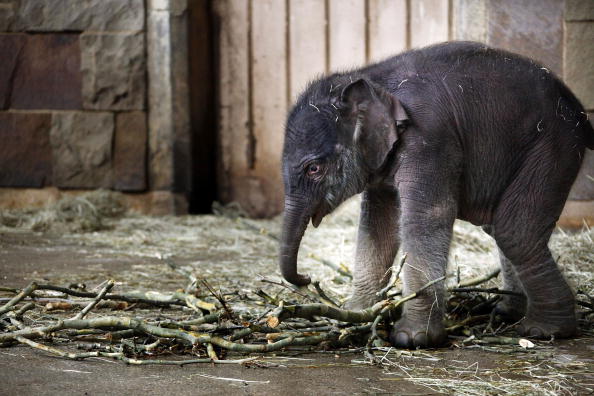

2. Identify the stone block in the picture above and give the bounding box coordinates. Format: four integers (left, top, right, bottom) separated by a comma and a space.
565, 0, 594, 21
113, 112, 147, 191
487, 0, 564, 75
0, 1, 16, 30
8, 0, 144, 31
0, 112, 52, 187
564, 23, 594, 110
10, 34, 82, 110
0, 34, 25, 109
50, 112, 114, 189
81, 32, 146, 111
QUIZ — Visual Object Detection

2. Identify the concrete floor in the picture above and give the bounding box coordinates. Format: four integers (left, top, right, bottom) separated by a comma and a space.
1, 231, 593, 395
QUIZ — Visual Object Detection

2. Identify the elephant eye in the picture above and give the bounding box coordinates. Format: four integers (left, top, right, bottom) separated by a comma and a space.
307, 163, 322, 177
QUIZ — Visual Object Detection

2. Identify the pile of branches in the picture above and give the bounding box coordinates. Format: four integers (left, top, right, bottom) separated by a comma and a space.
1, 261, 593, 367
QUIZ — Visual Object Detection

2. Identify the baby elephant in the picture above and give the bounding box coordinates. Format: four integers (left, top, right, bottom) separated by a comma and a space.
279, 41, 594, 348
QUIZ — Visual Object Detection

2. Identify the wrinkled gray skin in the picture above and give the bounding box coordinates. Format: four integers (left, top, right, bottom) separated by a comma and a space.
280, 42, 594, 348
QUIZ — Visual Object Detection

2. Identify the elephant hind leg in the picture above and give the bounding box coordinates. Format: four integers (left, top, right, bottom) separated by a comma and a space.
482, 226, 526, 321
494, 239, 576, 338
494, 248, 527, 321
490, 162, 577, 338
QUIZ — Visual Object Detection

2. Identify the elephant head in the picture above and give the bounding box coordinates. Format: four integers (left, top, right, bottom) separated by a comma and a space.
279, 76, 409, 286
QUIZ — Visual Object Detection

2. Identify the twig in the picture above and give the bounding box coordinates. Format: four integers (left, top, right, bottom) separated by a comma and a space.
34, 284, 186, 307
311, 281, 340, 308
454, 267, 501, 288
73, 280, 115, 320
307, 253, 353, 279
15, 335, 118, 359
206, 343, 218, 360
1, 316, 200, 344
445, 314, 491, 332
269, 276, 446, 329
16, 335, 259, 365
0, 282, 38, 316
200, 279, 232, 318
258, 277, 311, 300
268, 300, 390, 326
460, 334, 528, 346
14, 302, 36, 318
255, 289, 281, 305
168, 313, 222, 327
1, 315, 342, 354
449, 287, 524, 297
376, 253, 407, 298
112, 356, 260, 365
45, 300, 129, 312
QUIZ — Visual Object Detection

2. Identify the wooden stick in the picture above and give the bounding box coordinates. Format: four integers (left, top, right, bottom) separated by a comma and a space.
0, 282, 38, 316
16, 335, 259, 365
454, 267, 501, 288
72, 280, 115, 320
449, 287, 524, 297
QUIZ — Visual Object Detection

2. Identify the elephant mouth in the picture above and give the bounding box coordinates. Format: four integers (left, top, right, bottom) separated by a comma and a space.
311, 202, 328, 228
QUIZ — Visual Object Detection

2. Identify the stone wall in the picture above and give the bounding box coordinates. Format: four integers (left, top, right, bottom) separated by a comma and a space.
0, 0, 147, 191
0, 0, 191, 214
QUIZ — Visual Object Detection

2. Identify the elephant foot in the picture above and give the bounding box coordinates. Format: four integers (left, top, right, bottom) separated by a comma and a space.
516, 314, 577, 339
344, 293, 380, 311
389, 316, 447, 349
494, 295, 526, 322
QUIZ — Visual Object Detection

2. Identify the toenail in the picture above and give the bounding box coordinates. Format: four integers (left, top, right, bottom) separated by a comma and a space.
528, 327, 543, 337
393, 331, 411, 347
413, 332, 428, 346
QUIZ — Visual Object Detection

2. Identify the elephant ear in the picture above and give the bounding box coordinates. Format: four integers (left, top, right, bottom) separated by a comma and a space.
340, 79, 409, 171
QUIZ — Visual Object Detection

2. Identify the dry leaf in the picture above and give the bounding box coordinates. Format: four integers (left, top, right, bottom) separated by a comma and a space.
519, 338, 535, 349
266, 316, 280, 328
45, 302, 73, 311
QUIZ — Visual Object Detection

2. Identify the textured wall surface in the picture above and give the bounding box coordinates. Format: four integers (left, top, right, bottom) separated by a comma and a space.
0, 0, 148, 194
214, 0, 449, 217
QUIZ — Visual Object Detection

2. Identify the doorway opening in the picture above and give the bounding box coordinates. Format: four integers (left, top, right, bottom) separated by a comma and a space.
187, 0, 217, 213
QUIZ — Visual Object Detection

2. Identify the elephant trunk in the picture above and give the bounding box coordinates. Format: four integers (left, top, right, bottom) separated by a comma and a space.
279, 197, 311, 286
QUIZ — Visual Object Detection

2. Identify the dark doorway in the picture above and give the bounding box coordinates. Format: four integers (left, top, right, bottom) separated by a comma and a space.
187, 0, 217, 213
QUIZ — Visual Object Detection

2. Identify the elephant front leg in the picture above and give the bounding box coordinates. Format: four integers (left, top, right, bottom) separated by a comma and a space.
389, 192, 456, 348
345, 188, 400, 310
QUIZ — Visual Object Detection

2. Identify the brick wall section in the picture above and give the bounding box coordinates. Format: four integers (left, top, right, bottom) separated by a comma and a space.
0, 112, 52, 186
0, 0, 148, 193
